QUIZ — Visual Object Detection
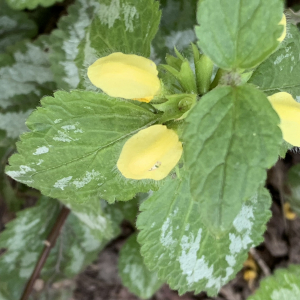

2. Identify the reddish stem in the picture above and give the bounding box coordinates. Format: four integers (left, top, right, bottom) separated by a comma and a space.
20, 206, 70, 300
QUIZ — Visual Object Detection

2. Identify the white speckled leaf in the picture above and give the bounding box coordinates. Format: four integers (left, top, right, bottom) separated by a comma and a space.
150, 0, 197, 63
118, 233, 163, 299
196, 0, 284, 69
0, 197, 114, 300
249, 25, 300, 99
182, 85, 281, 236
0, 37, 55, 110
0, 0, 37, 53
5, 90, 161, 203
5, 0, 63, 10
75, 0, 161, 89
0, 110, 32, 140
248, 265, 300, 300
137, 176, 272, 296
49, 0, 100, 90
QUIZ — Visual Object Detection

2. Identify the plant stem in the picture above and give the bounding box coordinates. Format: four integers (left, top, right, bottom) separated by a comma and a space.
20, 206, 70, 300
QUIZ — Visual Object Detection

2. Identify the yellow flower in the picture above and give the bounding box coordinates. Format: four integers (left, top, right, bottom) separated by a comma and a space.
87, 52, 161, 103
278, 14, 286, 43
268, 92, 300, 147
117, 125, 183, 180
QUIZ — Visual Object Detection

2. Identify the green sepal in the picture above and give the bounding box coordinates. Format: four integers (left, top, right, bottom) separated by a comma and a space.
195, 54, 214, 95
165, 54, 182, 71
161, 61, 197, 94
210, 68, 226, 90
240, 70, 254, 85
153, 94, 196, 123
191, 43, 201, 62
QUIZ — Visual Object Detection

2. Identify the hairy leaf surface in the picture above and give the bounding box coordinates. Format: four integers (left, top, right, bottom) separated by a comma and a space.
248, 265, 300, 300
249, 25, 300, 99
183, 85, 281, 236
6, 90, 161, 203
196, 0, 284, 69
76, 0, 161, 89
137, 176, 271, 295
118, 233, 163, 299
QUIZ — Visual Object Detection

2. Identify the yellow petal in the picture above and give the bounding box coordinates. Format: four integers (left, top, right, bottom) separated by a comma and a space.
284, 202, 297, 220
87, 52, 161, 102
278, 14, 286, 43
268, 92, 300, 146
117, 125, 183, 180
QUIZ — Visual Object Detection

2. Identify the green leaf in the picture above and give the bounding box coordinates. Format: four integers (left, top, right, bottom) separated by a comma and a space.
0, 37, 56, 110
278, 140, 293, 159
0, 0, 37, 53
5, 90, 161, 203
285, 164, 300, 216
249, 25, 300, 99
41, 208, 111, 280
5, 0, 63, 10
195, 0, 284, 69
247, 265, 300, 300
76, 0, 161, 89
137, 175, 271, 296
49, 0, 100, 90
0, 197, 118, 299
151, 0, 198, 63
0, 198, 60, 299
0, 110, 32, 140
118, 233, 163, 299
182, 85, 281, 236
62, 198, 118, 239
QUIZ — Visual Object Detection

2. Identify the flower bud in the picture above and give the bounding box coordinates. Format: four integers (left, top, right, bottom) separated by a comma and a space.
117, 124, 183, 180
278, 14, 286, 43
268, 92, 300, 147
87, 52, 161, 103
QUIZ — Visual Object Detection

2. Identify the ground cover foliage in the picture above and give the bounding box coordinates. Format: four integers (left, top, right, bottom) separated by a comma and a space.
1, 0, 300, 299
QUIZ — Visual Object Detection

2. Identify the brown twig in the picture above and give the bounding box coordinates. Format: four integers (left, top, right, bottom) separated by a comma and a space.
20, 206, 70, 300
249, 248, 271, 277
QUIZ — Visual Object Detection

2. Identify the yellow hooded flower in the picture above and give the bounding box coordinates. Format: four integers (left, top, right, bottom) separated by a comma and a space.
117, 125, 183, 180
87, 52, 161, 103
278, 14, 286, 43
268, 92, 300, 147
